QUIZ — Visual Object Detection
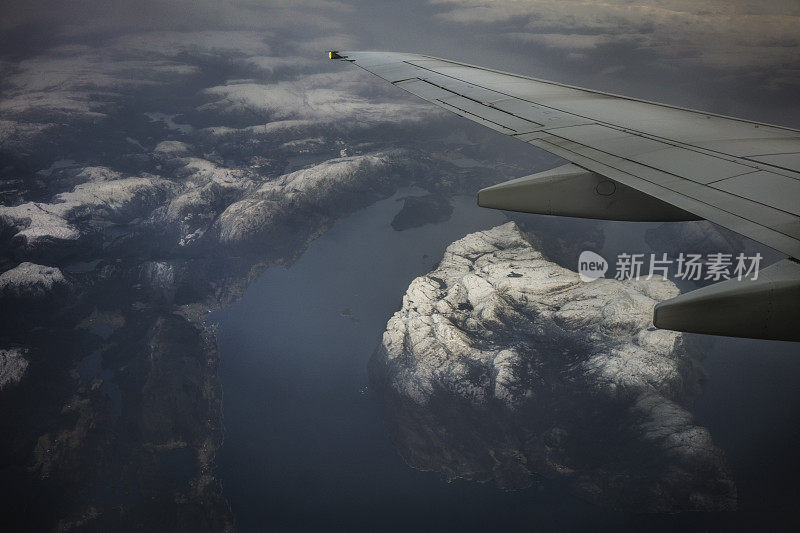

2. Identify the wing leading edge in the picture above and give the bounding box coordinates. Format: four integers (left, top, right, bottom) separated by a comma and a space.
330, 51, 800, 341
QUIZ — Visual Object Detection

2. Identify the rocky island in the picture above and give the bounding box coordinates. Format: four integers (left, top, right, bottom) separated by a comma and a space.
370, 222, 736, 511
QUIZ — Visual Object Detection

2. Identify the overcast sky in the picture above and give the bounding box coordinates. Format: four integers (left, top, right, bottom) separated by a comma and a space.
1, 0, 798, 126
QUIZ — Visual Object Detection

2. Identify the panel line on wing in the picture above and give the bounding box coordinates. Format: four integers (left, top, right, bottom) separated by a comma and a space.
406, 56, 800, 135
434, 99, 516, 134
401, 58, 800, 180
394, 77, 543, 134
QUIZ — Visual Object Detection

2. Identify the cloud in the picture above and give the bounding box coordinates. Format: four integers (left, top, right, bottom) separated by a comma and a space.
198, 71, 441, 125
505, 32, 639, 51
235, 56, 320, 76
599, 64, 626, 77
0, 41, 204, 119
0, 29, 347, 122
430, 0, 800, 69
108, 31, 273, 58
1, 0, 353, 35
290, 33, 360, 56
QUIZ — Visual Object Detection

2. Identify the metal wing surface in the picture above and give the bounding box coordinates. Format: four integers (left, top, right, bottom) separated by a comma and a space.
332, 51, 800, 259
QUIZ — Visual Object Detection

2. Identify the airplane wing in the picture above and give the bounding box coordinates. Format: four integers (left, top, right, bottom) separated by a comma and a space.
329, 51, 800, 341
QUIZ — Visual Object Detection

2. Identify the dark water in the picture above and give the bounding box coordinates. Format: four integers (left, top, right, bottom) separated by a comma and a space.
211, 188, 800, 531
692, 337, 800, 529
